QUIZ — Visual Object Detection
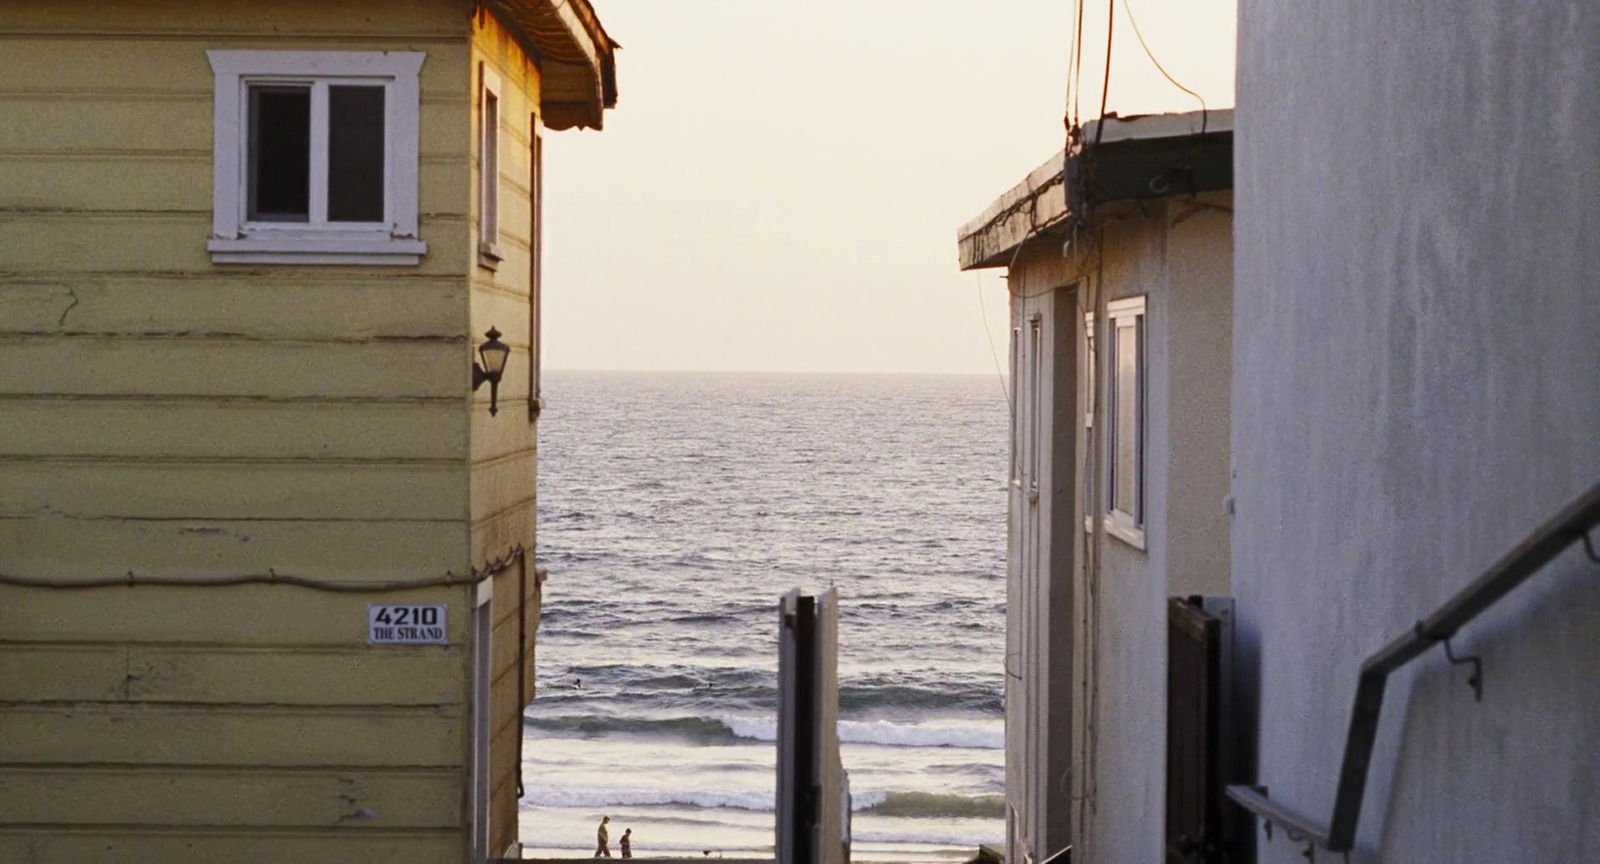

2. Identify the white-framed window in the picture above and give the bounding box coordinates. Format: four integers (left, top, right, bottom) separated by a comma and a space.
1083, 312, 1097, 432
1008, 326, 1022, 489
1027, 316, 1043, 505
478, 63, 503, 269
206, 50, 426, 266
529, 116, 544, 417
1083, 311, 1096, 535
1104, 296, 1146, 549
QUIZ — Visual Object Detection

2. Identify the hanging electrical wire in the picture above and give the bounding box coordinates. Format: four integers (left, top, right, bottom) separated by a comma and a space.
1064, 0, 1086, 131
1121, 0, 1207, 133
1092, 0, 1115, 149
1063, 0, 1073, 129
1071, 0, 1087, 130
976, 273, 1012, 411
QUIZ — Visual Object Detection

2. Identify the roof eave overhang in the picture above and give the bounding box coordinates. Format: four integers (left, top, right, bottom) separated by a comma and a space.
487, 0, 618, 131
956, 109, 1234, 271
1066, 125, 1232, 225
957, 151, 1069, 270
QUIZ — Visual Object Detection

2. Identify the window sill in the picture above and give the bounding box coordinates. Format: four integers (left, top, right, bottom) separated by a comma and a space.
478, 240, 503, 271
209, 235, 426, 266
1103, 515, 1146, 551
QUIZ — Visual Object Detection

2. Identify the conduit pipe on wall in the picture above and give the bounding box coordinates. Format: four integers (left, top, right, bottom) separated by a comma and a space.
0, 546, 532, 592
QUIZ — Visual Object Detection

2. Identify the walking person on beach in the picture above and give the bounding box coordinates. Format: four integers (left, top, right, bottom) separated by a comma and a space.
621, 828, 632, 859
595, 816, 612, 858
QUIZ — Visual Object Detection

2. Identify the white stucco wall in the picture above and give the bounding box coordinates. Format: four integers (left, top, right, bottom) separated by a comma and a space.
1079, 199, 1235, 864
1084, 214, 1171, 864
1234, 3, 1600, 862
1005, 246, 1079, 864
1164, 202, 1234, 596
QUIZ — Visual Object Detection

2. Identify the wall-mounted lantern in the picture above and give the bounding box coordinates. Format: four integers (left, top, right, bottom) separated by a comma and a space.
473, 327, 511, 415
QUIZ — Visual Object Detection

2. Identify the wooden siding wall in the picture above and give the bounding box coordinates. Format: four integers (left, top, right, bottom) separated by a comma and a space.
0, 2, 477, 862
471, 10, 544, 856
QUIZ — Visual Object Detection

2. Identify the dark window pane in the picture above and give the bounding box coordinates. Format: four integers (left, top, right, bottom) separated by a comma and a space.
1114, 319, 1140, 517
328, 85, 386, 222
481, 92, 498, 239
1135, 316, 1146, 521
248, 85, 310, 222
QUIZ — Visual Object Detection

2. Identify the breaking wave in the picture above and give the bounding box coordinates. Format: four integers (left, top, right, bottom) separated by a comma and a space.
523, 785, 1003, 819
855, 790, 1006, 819
524, 714, 732, 743
526, 713, 1002, 750
850, 829, 1004, 848
532, 663, 1001, 716
723, 717, 1003, 750
524, 785, 772, 812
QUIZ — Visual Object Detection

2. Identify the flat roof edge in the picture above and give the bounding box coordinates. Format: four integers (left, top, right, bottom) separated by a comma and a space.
955, 108, 1235, 270
956, 150, 1066, 270
1079, 107, 1233, 146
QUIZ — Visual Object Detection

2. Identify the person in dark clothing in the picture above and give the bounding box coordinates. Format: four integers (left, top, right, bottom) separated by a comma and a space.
621, 828, 633, 859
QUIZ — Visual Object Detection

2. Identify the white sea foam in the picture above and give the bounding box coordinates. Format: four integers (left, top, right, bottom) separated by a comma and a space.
721, 716, 1004, 750
851, 830, 1006, 848
523, 785, 1003, 820
850, 789, 888, 809
718, 716, 778, 742
526, 839, 778, 855
523, 784, 774, 812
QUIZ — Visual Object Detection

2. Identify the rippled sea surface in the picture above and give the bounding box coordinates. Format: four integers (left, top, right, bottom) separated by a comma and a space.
525, 371, 1008, 861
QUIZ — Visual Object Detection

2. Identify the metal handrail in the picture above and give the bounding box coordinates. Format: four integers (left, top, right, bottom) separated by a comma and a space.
1039, 844, 1073, 864
1226, 479, 1600, 853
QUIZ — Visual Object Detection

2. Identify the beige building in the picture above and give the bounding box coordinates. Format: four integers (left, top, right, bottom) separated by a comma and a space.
957, 110, 1240, 864
0, 2, 616, 861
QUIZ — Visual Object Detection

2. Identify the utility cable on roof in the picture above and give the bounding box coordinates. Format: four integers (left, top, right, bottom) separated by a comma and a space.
1120, 0, 1208, 134
976, 273, 1012, 412
1092, 0, 1115, 148
1071, 0, 1087, 130
1065, 0, 1086, 131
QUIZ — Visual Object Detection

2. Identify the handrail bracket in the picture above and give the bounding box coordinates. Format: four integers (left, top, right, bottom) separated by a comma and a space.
1223, 481, 1600, 858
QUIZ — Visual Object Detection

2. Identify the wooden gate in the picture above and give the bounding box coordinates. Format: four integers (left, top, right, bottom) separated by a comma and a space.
778, 588, 847, 864
1166, 596, 1221, 863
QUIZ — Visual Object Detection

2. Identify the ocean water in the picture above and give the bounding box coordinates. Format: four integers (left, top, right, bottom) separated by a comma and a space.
526, 371, 1008, 862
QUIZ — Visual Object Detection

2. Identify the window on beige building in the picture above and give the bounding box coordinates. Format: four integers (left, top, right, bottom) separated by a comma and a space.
529, 119, 545, 416
206, 50, 426, 265
478, 63, 503, 269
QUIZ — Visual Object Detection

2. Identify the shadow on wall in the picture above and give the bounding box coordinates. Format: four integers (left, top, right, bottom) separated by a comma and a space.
1372, 548, 1600, 862
1228, 603, 1261, 864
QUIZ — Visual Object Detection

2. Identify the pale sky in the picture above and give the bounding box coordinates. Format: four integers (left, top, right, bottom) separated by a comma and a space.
542, 0, 1236, 374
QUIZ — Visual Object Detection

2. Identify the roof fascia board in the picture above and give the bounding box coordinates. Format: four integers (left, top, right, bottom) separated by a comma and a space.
485, 0, 614, 130
956, 151, 1066, 270
956, 109, 1235, 271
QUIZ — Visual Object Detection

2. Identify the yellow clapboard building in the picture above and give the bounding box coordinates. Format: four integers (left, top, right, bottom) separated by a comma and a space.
0, 2, 616, 861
